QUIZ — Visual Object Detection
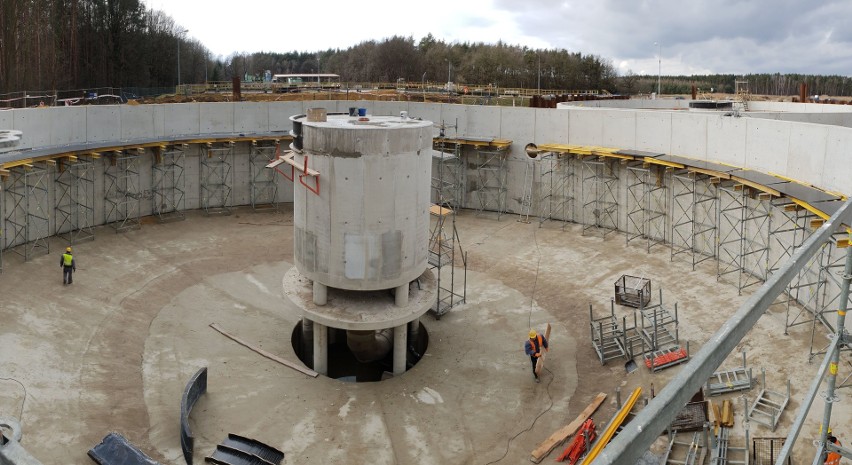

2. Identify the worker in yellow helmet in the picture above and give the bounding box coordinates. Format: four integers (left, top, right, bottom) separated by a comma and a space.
524, 329, 549, 383
60, 246, 76, 285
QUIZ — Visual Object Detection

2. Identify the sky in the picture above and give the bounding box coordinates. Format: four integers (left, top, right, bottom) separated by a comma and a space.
147, 0, 852, 76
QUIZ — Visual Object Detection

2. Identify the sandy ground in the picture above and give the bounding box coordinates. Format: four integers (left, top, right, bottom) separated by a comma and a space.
0, 208, 849, 464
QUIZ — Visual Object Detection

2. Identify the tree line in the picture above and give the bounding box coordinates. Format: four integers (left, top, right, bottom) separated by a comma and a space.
2, 1, 850, 98
619, 73, 852, 97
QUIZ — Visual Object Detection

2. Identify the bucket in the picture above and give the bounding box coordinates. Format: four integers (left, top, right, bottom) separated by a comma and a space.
348, 107, 357, 116
357, 108, 367, 117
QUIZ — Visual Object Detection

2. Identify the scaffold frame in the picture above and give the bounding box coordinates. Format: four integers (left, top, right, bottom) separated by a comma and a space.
200, 142, 234, 215
104, 150, 141, 233
581, 156, 619, 237
0, 178, 5, 272
473, 147, 508, 219
431, 142, 464, 208
809, 234, 852, 360
151, 145, 186, 222
5, 163, 51, 260
626, 164, 668, 252
428, 204, 467, 319
249, 140, 280, 211
55, 155, 96, 244
717, 183, 772, 294
767, 200, 824, 334
670, 170, 718, 270
537, 152, 575, 229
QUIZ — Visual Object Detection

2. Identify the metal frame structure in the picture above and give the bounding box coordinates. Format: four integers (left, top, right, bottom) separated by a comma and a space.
427, 204, 467, 320
716, 183, 772, 294
747, 369, 790, 432
472, 146, 509, 219
151, 144, 186, 222
5, 163, 51, 260
431, 143, 464, 208
808, 233, 852, 359
625, 164, 668, 252
704, 351, 753, 397
593, 199, 852, 465
767, 200, 822, 333
55, 155, 96, 244
200, 141, 234, 215
537, 152, 575, 229
104, 150, 141, 232
249, 140, 280, 211
581, 156, 619, 237
670, 170, 718, 269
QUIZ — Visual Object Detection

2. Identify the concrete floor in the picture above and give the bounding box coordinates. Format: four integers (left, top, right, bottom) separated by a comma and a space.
0, 207, 848, 464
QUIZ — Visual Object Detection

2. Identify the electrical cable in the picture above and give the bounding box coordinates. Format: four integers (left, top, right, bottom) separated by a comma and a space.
484, 224, 549, 464
0, 377, 27, 421
483, 366, 555, 465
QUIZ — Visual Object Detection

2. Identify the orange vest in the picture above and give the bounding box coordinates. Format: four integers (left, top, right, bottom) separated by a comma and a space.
826, 439, 841, 465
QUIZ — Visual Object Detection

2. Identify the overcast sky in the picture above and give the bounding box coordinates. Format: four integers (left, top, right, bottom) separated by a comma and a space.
147, 0, 852, 76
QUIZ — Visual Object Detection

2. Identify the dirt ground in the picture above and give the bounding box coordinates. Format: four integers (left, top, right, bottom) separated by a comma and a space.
0, 208, 849, 464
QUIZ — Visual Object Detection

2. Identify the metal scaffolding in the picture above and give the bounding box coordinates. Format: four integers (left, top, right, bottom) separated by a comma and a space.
151, 145, 186, 222
808, 234, 852, 359
473, 147, 508, 219
537, 152, 575, 229
249, 141, 280, 211
581, 156, 619, 237
0, 180, 4, 272
200, 142, 234, 215
670, 171, 718, 269
767, 201, 823, 334
625, 164, 668, 252
428, 204, 467, 320
431, 143, 464, 208
717, 183, 772, 294
5, 163, 51, 260
104, 150, 141, 232
55, 155, 96, 244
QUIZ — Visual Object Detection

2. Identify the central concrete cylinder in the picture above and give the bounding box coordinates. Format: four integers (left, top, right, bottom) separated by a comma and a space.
291, 114, 433, 292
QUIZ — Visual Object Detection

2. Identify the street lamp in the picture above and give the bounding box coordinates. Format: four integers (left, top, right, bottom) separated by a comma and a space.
177, 29, 188, 88
654, 41, 661, 97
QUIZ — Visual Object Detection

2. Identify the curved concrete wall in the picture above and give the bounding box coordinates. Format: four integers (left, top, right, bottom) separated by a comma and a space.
1, 101, 850, 247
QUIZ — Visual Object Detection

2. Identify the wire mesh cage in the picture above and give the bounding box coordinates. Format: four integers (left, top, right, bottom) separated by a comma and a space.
614, 275, 651, 308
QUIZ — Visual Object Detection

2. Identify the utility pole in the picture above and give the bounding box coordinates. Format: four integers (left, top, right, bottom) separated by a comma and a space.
177, 29, 188, 89
654, 41, 661, 96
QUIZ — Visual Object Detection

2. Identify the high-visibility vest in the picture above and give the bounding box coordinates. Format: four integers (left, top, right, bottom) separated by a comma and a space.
826, 439, 841, 465
62, 253, 73, 267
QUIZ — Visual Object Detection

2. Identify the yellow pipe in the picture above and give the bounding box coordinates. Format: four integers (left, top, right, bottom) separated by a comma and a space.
578, 387, 642, 465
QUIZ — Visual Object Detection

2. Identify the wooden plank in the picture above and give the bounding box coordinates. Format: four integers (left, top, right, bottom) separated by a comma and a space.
535, 323, 552, 376
209, 323, 319, 378
530, 392, 607, 463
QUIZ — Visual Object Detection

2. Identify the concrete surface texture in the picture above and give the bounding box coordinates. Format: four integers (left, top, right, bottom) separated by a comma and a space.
0, 207, 847, 464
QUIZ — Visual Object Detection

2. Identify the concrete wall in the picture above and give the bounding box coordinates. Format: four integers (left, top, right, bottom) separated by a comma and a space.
2, 101, 851, 254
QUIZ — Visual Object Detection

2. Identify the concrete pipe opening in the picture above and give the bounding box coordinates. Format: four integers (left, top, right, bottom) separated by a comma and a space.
291, 321, 429, 382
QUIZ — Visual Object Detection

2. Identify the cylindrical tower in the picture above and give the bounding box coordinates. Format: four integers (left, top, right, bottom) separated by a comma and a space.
283, 111, 437, 379
291, 114, 433, 292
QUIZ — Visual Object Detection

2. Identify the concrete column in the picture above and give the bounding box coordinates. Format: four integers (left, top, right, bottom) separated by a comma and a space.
301, 318, 314, 363
313, 322, 328, 376
408, 318, 419, 344
395, 282, 409, 307
393, 324, 407, 375
313, 280, 327, 306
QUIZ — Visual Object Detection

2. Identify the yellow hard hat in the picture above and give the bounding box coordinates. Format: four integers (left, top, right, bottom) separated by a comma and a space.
66, 246, 72, 252
529, 329, 537, 339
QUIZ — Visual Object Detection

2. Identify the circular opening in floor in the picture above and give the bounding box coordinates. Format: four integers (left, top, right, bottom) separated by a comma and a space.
291, 321, 429, 382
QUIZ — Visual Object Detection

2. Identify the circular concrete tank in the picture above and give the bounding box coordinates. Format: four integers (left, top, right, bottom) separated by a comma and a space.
290, 113, 433, 292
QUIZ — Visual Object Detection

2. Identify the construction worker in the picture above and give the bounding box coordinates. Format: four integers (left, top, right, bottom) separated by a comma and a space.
525, 329, 548, 383
825, 430, 841, 465
60, 246, 76, 285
